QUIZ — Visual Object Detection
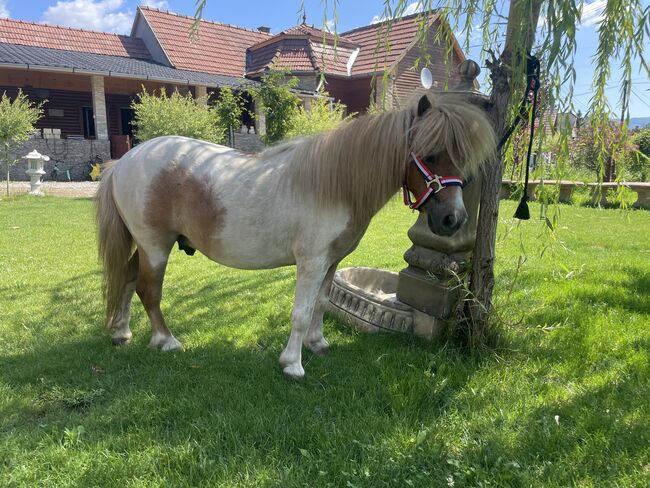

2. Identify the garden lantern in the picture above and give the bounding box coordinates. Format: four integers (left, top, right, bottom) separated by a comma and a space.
24, 150, 50, 196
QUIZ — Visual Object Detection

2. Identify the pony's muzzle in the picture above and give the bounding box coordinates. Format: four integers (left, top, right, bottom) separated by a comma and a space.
427, 209, 467, 236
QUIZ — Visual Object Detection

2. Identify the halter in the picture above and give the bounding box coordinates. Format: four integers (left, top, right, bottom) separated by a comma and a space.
402, 152, 464, 210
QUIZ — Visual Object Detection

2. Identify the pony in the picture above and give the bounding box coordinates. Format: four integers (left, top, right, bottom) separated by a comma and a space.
96, 93, 495, 379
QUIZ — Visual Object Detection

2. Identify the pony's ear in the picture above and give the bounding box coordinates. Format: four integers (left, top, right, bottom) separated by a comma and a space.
416, 95, 432, 117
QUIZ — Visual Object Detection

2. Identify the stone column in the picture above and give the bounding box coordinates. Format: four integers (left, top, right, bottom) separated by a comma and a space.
195, 85, 208, 104
254, 100, 266, 136
396, 60, 488, 318
90, 76, 109, 140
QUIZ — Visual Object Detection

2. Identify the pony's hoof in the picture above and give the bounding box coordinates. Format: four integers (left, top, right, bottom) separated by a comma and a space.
149, 333, 182, 351
161, 336, 183, 352
306, 338, 330, 356
112, 337, 130, 346
282, 363, 305, 380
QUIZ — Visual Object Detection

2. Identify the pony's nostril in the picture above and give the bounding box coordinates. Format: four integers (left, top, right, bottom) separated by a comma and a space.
443, 214, 457, 228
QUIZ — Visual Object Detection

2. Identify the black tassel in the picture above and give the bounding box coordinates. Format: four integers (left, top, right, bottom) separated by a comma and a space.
514, 196, 530, 220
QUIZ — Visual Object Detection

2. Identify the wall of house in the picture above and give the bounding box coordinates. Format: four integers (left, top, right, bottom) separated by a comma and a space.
106, 93, 136, 136
393, 23, 463, 107
0, 85, 91, 137
325, 76, 373, 115
132, 14, 172, 66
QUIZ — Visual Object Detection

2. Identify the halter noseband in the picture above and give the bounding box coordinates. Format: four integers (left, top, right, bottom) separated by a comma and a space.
402, 152, 464, 210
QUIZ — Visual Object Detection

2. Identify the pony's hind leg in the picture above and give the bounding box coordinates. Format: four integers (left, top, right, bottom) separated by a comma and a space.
110, 252, 139, 345
280, 259, 331, 378
136, 244, 182, 352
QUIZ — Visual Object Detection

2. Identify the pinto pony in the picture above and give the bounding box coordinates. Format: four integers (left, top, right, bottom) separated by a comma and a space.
96, 93, 495, 378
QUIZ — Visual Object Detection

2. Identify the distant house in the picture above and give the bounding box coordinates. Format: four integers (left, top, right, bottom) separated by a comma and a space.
0, 7, 466, 180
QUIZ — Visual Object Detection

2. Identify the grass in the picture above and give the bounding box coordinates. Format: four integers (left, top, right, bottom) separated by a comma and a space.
0, 195, 648, 487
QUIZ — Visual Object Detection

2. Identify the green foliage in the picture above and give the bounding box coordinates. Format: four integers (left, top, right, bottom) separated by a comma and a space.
251, 72, 300, 145
286, 93, 351, 138
131, 88, 225, 144
621, 127, 650, 181
0, 90, 44, 154
213, 87, 245, 144
566, 124, 637, 180
0, 90, 44, 194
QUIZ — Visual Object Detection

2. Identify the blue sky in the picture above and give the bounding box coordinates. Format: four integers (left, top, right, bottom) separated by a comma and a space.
2, 0, 649, 118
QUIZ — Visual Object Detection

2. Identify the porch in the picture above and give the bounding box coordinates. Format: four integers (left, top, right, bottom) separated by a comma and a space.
0, 67, 262, 181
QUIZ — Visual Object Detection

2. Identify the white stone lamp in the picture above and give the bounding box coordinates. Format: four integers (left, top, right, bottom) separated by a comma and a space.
24, 150, 50, 196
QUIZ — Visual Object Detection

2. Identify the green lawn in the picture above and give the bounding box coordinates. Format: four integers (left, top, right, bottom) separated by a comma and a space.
0, 196, 648, 487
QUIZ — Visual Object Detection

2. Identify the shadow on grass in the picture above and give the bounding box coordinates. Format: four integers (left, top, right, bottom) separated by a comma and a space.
1, 254, 648, 486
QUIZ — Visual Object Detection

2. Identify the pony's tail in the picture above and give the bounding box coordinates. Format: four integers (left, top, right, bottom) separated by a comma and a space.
95, 162, 133, 326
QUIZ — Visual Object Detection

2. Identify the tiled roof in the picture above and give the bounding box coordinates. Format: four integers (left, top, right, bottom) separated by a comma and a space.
0, 42, 255, 88
247, 24, 357, 76
342, 12, 437, 75
0, 18, 152, 60
139, 7, 270, 77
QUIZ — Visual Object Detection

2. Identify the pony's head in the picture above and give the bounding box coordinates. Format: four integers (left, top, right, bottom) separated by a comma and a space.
406, 93, 495, 236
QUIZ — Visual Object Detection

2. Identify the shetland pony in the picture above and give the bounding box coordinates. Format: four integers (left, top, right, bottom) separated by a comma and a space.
96, 94, 495, 378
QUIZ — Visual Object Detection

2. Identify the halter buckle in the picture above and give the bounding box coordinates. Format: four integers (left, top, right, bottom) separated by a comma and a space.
426, 175, 444, 193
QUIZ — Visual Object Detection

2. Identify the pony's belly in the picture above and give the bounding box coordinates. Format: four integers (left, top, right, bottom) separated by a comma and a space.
198, 237, 296, 270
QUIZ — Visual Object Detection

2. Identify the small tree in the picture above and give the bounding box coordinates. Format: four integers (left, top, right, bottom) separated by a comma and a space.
251, 72, 300, 145
213, 87, 244, 147
0, 90, 44, 196
286, 94, 351, 138
131, 88, 225, 144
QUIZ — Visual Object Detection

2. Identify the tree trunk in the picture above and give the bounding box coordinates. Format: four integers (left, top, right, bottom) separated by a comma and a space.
466, 0, 543, 341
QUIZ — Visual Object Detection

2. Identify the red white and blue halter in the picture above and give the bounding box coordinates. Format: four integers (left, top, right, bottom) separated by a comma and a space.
402, 152, 465, 210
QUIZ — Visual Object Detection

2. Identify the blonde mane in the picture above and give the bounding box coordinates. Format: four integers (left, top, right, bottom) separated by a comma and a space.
265, 93, 495, 222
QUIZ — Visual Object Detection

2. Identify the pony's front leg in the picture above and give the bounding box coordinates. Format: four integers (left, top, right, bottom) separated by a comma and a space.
303, 263, 338, 356
280, 261, 330, 379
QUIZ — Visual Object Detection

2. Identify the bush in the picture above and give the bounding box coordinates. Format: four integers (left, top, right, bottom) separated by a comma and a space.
213, 87, 244, 146
251, 72, 300, 145
286, 94, 351, 138
0, 90, 44, 194
131, 88, 225, 144
620, 127, 650, 181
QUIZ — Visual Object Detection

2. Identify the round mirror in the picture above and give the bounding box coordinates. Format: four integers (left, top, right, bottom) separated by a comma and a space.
420, 68, 433, 89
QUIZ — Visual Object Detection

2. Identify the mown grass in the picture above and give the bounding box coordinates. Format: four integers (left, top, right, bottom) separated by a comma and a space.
0, 195, 648, 487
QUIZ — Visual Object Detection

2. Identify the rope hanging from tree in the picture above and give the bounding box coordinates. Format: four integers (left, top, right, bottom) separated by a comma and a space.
496, 55, 541, 221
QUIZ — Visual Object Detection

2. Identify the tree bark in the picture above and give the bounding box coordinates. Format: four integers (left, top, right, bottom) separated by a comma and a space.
466, 0, 543, 340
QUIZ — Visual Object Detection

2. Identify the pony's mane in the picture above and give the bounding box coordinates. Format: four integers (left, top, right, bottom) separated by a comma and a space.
261, 93, 495, 222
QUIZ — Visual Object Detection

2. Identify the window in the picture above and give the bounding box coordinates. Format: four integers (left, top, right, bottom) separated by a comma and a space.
82, 106, 95, 138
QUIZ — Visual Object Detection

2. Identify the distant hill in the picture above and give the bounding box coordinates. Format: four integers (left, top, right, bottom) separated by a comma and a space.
630, 117, 650, 129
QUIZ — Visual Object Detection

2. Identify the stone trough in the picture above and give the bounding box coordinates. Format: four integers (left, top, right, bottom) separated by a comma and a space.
326, 267, 442, 341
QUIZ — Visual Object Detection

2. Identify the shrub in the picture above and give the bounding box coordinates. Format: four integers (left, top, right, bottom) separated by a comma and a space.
213, 87, 245, 146
251, 72, 300, 145
131, 88, 225, 144
286, 93, 351, 138
0, 90, 44, 195
620, 127, 650, 181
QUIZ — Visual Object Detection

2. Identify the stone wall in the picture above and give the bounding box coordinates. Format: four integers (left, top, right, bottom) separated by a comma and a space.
6, 138, 111, 181
233, 133, 265, 153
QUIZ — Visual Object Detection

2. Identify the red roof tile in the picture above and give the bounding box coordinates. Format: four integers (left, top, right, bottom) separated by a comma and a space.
0, 18, 151, 60
140, 7, 270, 77
342, 12, 438, 75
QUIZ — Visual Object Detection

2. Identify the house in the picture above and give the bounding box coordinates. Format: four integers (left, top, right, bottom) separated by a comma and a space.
0, 7, 466, 181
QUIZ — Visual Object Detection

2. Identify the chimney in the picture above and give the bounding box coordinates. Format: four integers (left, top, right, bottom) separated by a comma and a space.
257, 26, 271, 34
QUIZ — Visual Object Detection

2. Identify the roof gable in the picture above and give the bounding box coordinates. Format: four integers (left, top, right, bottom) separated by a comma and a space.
0, 18, 152, 60
139, 7, 271, 77
342, 11, 461, 76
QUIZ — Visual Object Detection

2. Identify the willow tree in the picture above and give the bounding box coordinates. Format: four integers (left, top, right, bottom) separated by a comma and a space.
193, 0, 648, 337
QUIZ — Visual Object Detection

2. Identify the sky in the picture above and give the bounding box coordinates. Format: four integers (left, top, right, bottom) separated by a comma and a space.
1, 0, 649, 118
